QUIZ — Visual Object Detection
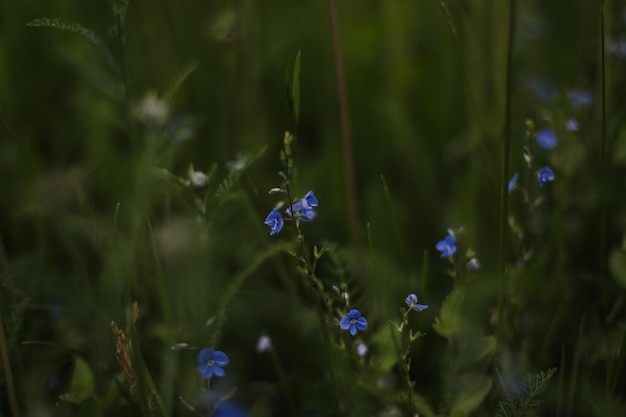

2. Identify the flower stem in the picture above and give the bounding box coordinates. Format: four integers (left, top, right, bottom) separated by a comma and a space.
599, 0, 607, 280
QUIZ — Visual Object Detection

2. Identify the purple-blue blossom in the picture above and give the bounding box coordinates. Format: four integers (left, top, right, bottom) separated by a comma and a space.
197, 348, 229, 379
340, 309, 368, 336
286, 190, 318, 221
537, 129, 558, 149
264, 208, 284, 235
436, 233, 457, 258
405, 294, 429, 312
537, 166, 555, 187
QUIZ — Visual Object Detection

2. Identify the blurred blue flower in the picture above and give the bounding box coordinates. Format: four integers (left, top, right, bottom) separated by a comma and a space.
405, 294, 429, 312
197, 348, 229, 379
213, 401, 248, 417
436, 233, 457, 258
608, 37, 626, 57
508, 172, 519, 194
537, 129, 558, 149
569, 90, 592, 107
566, 118, 579, 132
537, 166, 555, 187
264, 208, 284, 235
286, 190, 318, 221
340, 309, 368, 336
524, 77, 556, 102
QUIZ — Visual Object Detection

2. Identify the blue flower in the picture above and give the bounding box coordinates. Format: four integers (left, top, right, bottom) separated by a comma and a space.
340, 309, 368, 336
569, 90, 592, 107
537, 129, 558, 149
264, 208, 284, 235
566, 118, 579, 132
436, 233, 457, 258
537, 166, 555, 187
286, 190, 318, 221
508, 172, 519, 194
405, 294, 429, 312
213, 401, 248, 417
197, 348, 229, 379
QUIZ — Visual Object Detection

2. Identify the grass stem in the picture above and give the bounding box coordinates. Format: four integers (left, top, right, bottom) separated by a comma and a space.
326, 0, 365, 275
497, 0, 516, 347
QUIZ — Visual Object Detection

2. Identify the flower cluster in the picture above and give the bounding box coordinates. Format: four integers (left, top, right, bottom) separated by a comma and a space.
264, 190, 318, 235
197, 348, 230, 379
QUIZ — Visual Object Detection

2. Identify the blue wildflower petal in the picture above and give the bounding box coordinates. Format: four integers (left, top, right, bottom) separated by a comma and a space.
349, 325, 357, 336
508, 172, 519, 194
289, 200, 303, 213
405, 294, 418, 307
303, 191, 318, 208
300, 207, 317, 221
414, 304, 429, 312
537, 129, 558, 149
213, 351, 230, 366
355, 317, 368, 331
213, 366, 225, 377
339, 316, 351, 330
264, 208, 284, 235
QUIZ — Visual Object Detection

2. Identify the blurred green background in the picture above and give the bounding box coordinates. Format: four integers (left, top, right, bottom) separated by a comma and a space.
1, 0, 626, 416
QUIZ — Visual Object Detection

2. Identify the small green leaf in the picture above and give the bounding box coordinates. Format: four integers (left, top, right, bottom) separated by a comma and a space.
432, 288, 465, 339
27, 18, 119, 73
59, 357, 95, 404
292, 50, 301, 125
451, 374, 492, 415
610, 250, 626, 290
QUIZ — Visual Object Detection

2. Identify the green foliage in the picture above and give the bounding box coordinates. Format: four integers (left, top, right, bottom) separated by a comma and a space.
26, 18, 119, 73
59, 357, 96, 404
3, 1, 626, 416
496, 368, 557, 417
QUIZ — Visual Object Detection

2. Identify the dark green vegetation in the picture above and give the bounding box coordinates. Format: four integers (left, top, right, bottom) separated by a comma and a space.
1, 1, 626, 416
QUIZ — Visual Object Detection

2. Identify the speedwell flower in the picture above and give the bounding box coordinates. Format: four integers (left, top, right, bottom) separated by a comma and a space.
536, 129, 558, 149
264, 208, 284, 235
405, 294, 429, 312
436, 233, 457, 258
569, 90, 592, 108
197, 348, 229, 379
340, 309, 368, 336
286, 190, 318, 221
537, 166, 555, 187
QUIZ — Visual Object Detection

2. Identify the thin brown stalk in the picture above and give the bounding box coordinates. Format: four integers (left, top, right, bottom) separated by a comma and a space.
327, 0, 364, 271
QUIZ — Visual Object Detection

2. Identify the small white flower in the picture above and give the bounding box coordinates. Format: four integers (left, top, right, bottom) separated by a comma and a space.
136, 91, 169, 127
256, 335, 272, 353
190, 171, 208, 188
356, 343, 368, 357
466, 257, 480, 270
